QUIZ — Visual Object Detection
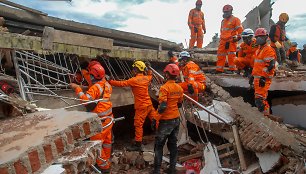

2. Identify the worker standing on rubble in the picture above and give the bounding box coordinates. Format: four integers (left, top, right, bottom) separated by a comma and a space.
108, 60, 158, 151
168, 50, 179, 65
234, 28, 258, 77
269, 13, 290, 65
215, 4, 243, 74
152, 64, 183, 174
252, 28, 276, 116
287, 42, 301, 63
70, 62, 113, 173
178, 51, 206, 101
301, 44, 306, 64
188, 0, 206, 49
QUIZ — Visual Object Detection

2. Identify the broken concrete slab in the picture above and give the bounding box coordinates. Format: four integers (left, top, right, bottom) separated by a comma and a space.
41, 164, 65, 174
200, 142, 223, 174
256, 151, 281, 173
0, 109, 101, 174
208, 75, 306, 91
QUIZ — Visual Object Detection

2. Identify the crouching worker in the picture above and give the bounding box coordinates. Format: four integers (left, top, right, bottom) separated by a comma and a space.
287, 42, 301, 64
109, 60, 158, 151
152, 64, 184, 174
70, 63, 113, 173
252, 28, 276, 116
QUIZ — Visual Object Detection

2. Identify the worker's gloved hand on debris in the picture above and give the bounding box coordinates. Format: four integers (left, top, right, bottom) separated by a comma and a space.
158, 101, 167, 114
69, 83, 79, 90
187, 84, 194, 94
194, 26, 198, 33
259, 77, 266, 87
151, 119, 157, 131
232, 35, 241, 42
267, 59, 275, 72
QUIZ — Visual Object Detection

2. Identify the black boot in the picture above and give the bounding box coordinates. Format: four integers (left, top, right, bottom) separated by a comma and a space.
127, 141, 143, 151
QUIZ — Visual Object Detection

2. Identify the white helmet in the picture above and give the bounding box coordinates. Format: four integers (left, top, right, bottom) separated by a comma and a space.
241, 28, 254, 37
179, 51, 191, 61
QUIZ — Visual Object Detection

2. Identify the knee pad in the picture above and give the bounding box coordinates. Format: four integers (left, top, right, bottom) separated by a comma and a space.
255, 98, 265, 112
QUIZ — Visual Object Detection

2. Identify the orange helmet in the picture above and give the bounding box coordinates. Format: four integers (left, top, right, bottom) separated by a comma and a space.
279, 13, 289, 23
255, 28, 268, 37
223, 4, 233, 12
87, 60, 100, 70
196, 0, 202, 5
89, 63, 105, 80
164, 64, 180, 76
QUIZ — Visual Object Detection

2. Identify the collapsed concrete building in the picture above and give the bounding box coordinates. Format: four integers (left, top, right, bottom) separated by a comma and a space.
1, 0, 306, 174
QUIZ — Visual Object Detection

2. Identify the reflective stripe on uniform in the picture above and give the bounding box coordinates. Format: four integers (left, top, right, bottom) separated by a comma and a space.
189, 70, 204, 75
216, 66, 223, 69
77, 92, 85, 98
263, 57, 274, 61
228, 65, 236, 68
255, 94, 265, 99
86, 94, 93, 100
254, 59, 264, 63
95, 83, 104, 95
228, 52, 236, 55
97, 108, 112, 117
102, 143, 112, 148
188, 77, 195, 81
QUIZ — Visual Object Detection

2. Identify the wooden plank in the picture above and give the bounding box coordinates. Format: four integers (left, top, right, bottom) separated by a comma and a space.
216, 143, 233, 151
232, 125, 247, 170
219, 150, 235, 159
42, 27, 113, 50
0, 0, 47, 16
178, 152, 203, 163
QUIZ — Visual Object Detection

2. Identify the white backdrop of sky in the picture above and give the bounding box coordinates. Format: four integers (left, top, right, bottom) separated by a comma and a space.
8, 0, 306, 48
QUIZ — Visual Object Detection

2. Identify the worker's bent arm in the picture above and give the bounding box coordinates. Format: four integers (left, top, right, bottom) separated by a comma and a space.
188, 9, 194, 29
75, 85, 100, 101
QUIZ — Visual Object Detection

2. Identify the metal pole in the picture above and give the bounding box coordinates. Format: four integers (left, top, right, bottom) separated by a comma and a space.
25, 91, 90, 101
12, 50, 26, 100
62, 98, 109, 109
149, 66, 230, 124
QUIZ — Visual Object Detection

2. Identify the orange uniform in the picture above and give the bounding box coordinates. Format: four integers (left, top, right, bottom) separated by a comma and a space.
217, 15, 243, 72
287, 46, 301, 63
155, 80, 184, 121
179, 61, 206, 101
75, 79, 113, 170
109, 72, 157, 142
234, 38, 258, 70
252, 43, 277, 116
188, 8, 206, 49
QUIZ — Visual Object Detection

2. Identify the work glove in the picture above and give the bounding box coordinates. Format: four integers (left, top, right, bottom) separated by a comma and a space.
275, 41, 282, 48
194, 26, 198, 33
187, 84, 194, 95
105, 75, 112, 81
259, 76, 266, 87
248, 76, 254, 89
203, 28, 206, 34
232, 35, 241, 42
151, 119, 157, 131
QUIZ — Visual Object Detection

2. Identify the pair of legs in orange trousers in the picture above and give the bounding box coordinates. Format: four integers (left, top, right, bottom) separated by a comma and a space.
253, 78, 272, 116
189, 25, 204, 49
90, 115, 113, 171
216, 40, 238, 72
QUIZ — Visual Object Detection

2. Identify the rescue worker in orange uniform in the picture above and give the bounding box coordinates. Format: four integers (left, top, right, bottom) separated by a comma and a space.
287, 42, 301, 63
109, 60, 158, 151
168, 50, 179, 65
152, 64, 184, 174
216, 4, 243, 74
269, 13, 289, 65
70, 63, 113, 173
234, 28, 258, 77
178, 51, 206, 101
188, 0, 206, 49
252, 28, 276, 116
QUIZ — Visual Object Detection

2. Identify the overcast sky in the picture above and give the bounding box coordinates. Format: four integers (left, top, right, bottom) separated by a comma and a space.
8, 0, 306, 48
